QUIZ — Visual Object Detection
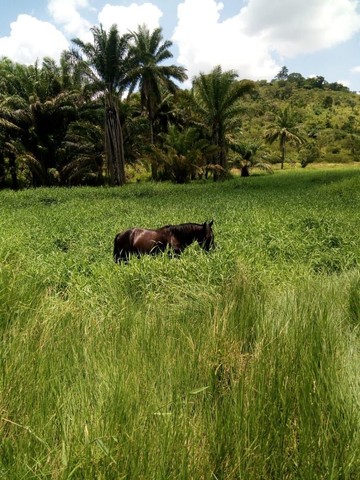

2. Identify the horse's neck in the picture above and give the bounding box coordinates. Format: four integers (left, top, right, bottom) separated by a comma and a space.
169, 224, 200, 243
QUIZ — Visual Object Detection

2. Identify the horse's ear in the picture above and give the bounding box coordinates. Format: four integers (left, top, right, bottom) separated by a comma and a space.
203, 220, 214, 229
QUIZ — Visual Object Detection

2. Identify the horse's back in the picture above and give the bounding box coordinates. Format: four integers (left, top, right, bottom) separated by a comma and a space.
114, 227, 167, 262
131, 228, 167, 253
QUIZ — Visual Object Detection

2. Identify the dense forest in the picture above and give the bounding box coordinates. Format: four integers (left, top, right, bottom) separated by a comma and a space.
0, 24, 359, 189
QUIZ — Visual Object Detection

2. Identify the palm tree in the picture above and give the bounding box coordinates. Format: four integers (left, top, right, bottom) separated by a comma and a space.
192, 65, 255, 180
71, 24, 132, 185
62, 119, 104, 185
0, 57, 79, 187
128, 25, 187, 146
264, 106, 306, 169
230, 141, 273, 177
149, 125, 216, 183
0, 59, 33, 188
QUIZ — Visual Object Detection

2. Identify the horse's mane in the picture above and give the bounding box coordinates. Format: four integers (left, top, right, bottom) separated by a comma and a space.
161, 223, 202, 234
158, 223, 203, 242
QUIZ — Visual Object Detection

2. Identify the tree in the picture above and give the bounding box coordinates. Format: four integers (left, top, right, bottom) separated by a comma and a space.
274, 66, 289, 81
0, 59, 34, 188
128, 25, 187, 144
71, 24, 132, 185
304, 75, 326, 90
192, 65, 254, 179
287, 72, 305, 88
148, 125, 216, 183
61, 109, 105, 185
0, 57, 79, 187
230, 141, 273, 177
264, 106, 306, 169
299, 141, 321, 168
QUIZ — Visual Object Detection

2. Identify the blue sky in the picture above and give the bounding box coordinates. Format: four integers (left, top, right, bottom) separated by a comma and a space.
1, 0, 360, 91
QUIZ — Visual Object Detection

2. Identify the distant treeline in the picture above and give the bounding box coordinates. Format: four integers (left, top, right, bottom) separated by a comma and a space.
0, 24, 359, 189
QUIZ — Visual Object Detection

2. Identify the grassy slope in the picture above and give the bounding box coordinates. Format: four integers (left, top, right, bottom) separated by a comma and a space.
0, 166, 360, 479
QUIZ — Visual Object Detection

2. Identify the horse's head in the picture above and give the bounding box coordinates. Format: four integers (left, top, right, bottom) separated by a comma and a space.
199, 220, 215, 251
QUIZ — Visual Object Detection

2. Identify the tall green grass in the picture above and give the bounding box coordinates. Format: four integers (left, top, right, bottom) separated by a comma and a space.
1, 167, 360, 478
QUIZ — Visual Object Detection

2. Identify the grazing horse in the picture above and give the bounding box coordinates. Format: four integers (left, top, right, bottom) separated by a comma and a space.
113, 221, 214, 263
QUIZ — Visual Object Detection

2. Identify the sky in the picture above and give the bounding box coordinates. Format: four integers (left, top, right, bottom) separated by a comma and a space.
1, 0, 360, 91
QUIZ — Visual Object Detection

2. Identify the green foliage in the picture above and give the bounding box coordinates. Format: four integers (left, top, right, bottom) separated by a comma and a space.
264, 105, 306, 169
2, 53, 360, 190
61, 119, 105, 185
230, 140, 273, 176
299, 141, 320, 167
127, 24, 187, 146
239, 72, 360, 169
148, 125, 217, 183
71, 24, 134, 185
0, 56, 81, 187
192, 65, 255, 178
1, 167, 360, 478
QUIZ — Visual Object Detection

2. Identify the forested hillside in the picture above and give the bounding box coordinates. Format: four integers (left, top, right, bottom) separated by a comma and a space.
0, 25, 359, 189
240, 72, 360, 167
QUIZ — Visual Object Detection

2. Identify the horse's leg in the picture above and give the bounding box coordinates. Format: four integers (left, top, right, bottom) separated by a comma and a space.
168, 235, 182, 258
149, 241, 166, 256
114, 243, 128, 263
114, 250, 128, 264
173, 248, 182, 258
114, 248, 122, 263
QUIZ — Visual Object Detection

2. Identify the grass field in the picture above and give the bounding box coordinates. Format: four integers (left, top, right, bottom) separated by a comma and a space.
1, 166, 360, 479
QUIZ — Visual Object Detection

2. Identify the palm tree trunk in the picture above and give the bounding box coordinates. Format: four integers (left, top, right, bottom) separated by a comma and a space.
281, 135, 286, 170
0, 150, 6, 188
149, 119, 158, 180
9, 152, 19, 190
105, 93, 126, 186
149, 115, 154, 145
281, 146, 285, 169
147, 103, 158, 180
213, 127, 222, 181
241, 164, 250, 177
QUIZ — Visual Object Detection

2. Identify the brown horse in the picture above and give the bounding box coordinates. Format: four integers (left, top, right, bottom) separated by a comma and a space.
113, 221, 214, 263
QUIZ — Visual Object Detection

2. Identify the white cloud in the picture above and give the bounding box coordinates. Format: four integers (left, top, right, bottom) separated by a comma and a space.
48, 0, 92, 39
172, 0, 279, 82
0, 2, 164, 66
173, 0, 360, 84
2, 0, 360, 87
98, 2, 163, 34
351, 65, 360, 73
0, 14, 69, 65
337, 78, 351, 87
239, 0, 360, 56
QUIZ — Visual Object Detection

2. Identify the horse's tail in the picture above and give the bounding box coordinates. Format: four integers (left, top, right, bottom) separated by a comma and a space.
113, 230, 131, 263
113, 233, 122, 263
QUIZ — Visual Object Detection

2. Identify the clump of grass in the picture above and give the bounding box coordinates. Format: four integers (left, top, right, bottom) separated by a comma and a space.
204, 274, 360, 479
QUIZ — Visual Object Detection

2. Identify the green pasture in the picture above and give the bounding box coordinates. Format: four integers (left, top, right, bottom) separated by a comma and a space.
1, 167, 360, 479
